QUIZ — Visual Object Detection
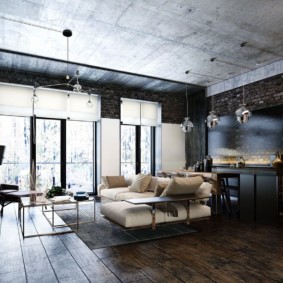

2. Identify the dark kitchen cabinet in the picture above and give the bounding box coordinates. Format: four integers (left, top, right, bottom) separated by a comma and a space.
240, 173, 278, 224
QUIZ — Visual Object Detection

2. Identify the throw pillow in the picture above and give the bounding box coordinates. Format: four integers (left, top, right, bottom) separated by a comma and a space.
161, 176, 203, 196
154, 182, 168, 197
147, 177, 170, 192
129, 173, 152, 193
101, 176, 109, 189
105, 176, 127, 188
195, 182, 212, 195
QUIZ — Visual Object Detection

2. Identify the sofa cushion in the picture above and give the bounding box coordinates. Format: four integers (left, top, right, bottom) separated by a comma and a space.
147, 177, 170, 192
115, 191, 154, 201
195, 182, 212, 195
129, 173, 152, 193
161, 176, 203, 196
100, 187, 130, 200
165, 202, 211, 222
100, 201, 211, 228
154, 183, 167, 197
105, 176, 128, 188
100, 201, 165, 228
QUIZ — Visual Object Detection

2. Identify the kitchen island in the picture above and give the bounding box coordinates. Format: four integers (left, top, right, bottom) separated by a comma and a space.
214, 166, 282, 224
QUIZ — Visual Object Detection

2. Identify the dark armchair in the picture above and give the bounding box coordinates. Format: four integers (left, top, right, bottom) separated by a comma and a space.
0, 184, 19, 215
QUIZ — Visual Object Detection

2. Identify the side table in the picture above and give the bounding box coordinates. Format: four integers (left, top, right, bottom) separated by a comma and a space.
19, 196, 95, 238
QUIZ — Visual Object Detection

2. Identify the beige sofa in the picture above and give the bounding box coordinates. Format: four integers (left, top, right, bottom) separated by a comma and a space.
99, 174, 212, 228
98, 175, 168, 200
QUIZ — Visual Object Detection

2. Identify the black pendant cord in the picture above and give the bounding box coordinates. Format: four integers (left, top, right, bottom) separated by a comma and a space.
185, 70, 189, 117
32, 87, 36, 145
241, 42, 246, 105
210, 57, 216, 112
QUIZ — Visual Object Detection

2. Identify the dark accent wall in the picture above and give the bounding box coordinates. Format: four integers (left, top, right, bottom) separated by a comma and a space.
185, 92, 206, 168
207, 74, 283, 166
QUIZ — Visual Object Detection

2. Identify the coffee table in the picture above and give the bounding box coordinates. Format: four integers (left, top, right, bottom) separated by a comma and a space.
19, 196, 95, 238
126, 193, 210, 230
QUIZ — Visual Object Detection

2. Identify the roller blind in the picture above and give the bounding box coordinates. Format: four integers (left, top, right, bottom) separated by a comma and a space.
0, 83, 99, 121
121, 98, 160, 126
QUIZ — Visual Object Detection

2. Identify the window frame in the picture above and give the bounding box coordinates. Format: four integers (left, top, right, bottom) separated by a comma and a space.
120, 123, 155, 176
32, 117, 96, 194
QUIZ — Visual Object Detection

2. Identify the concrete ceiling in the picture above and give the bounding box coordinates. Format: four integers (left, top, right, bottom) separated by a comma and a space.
0, 0, 283, 94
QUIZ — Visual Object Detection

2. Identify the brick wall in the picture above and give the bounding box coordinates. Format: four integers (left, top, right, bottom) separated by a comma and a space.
0, 68, 194, 124
207, 74, 283, 114
207, 74, 283, 166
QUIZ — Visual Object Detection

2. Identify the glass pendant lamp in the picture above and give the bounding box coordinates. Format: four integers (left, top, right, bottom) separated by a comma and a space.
180, 71, 194, 133
235, 42, 252, 124
206, 58, 220, 128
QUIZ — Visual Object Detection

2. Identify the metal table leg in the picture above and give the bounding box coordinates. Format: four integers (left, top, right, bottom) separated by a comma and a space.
186, 200, 191, 225
151, 203, 156, 230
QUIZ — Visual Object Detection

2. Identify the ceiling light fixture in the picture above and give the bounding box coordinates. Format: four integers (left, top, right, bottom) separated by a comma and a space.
180, 71, 194, 133
87, 93, 93, 108
235, 42, 252, 124
206, 58, 220, 128
30, 29, 93, 144
31, 29, 93, 108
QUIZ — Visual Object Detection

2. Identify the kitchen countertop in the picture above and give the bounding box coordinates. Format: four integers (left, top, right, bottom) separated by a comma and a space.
212, 166, 282, 175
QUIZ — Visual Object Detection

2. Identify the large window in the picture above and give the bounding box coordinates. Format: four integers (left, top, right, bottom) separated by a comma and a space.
121, 125, 152, 176
36, 118, 61, 190
0, 83, 99, 193
121, 125, 136, 176
140, 126, 152, 173
67, 121, 94, 193
120, 99, 160, 176
35, 118, 95, 193
0, 116, 96, 193
0, 115, 30, 189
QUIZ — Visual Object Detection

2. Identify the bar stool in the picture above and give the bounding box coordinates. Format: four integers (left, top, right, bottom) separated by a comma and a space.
220, 174, 240, 215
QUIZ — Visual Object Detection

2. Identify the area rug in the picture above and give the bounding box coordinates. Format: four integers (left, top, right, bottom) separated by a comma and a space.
56, 197, 196, 250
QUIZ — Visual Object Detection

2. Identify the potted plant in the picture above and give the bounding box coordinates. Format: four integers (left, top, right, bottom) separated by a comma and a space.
46, 186, 66, 199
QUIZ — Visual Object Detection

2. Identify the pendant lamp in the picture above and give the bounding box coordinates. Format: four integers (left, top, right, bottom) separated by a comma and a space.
206, 58, 220, 128
180, 71, 194, 133
235, 42, 252, 124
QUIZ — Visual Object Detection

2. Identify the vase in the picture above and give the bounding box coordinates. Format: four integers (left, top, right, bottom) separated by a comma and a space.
29, 191, 37, 204
204, 155, 213, 172
236, 156, 245, 168
272, 152, 283, 171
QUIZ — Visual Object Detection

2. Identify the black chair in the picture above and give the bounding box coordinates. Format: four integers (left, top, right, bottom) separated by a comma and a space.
221, 175, 240, 215
0, 184, 19, 215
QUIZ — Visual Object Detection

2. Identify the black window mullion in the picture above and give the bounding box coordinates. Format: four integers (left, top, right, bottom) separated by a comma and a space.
30, 116, 36, 172
93, 121, 97, 195
151, 127, 155, 175
61, 119, 67, 189
136, 125, 141, 174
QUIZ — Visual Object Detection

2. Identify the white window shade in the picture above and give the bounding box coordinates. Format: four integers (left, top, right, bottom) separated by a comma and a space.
35, 88, 68, 119
121, 99, 141, 125
0, 83, 99, 121
121, 98, 160, 126
68, 93, 99, 121
141, 102, 159, 126
0, 84, 33, 116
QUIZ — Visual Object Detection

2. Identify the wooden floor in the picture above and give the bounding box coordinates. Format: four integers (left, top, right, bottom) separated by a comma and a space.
0, 203, 283, 283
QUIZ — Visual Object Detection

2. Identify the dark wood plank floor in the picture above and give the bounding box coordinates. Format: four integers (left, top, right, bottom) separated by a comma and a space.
0, 203, 283, 282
